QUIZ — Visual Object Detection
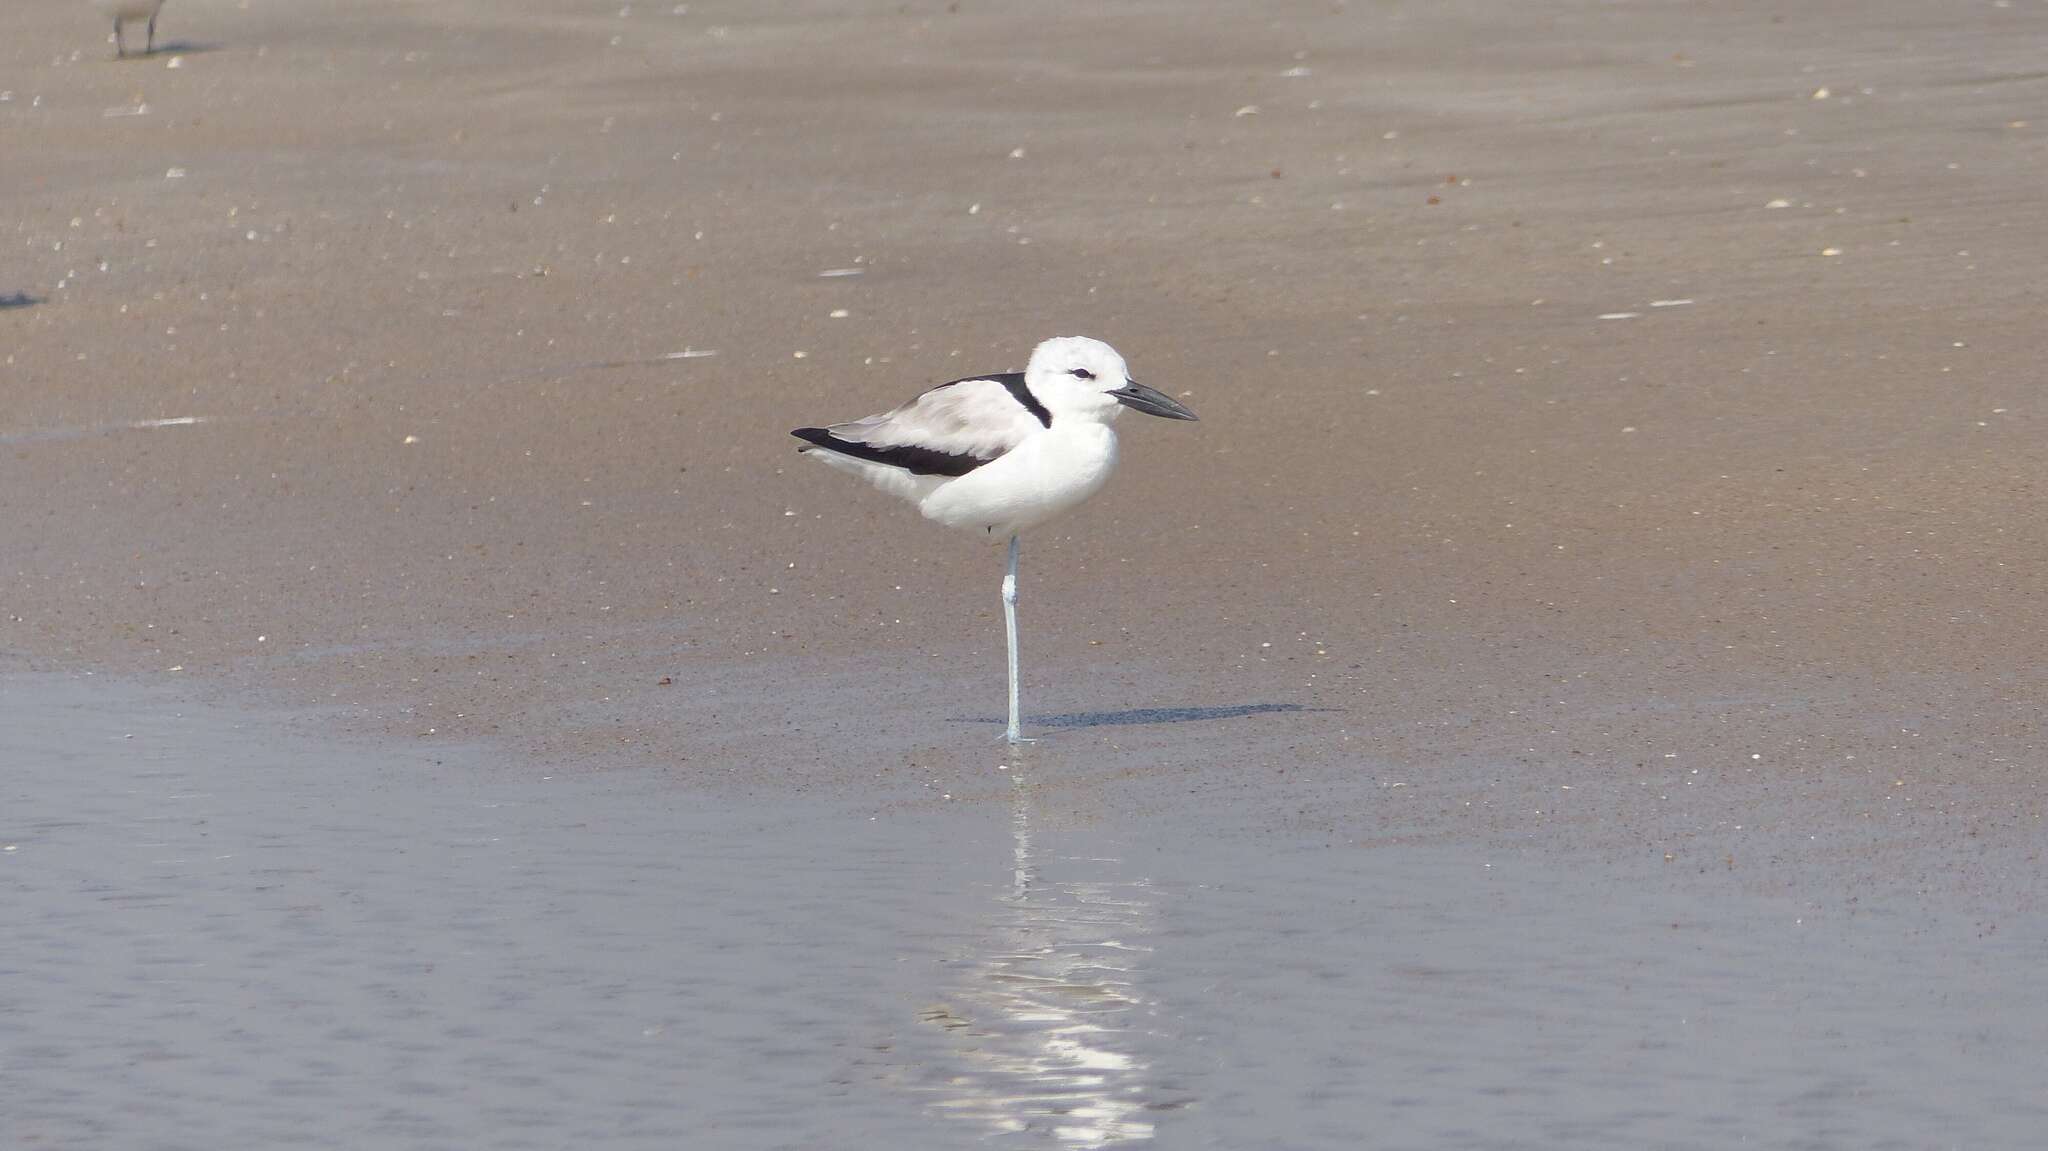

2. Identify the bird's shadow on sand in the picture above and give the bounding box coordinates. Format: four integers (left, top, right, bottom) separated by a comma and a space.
955, 702, 1329, 731
0, 293, 40, 311
114, 41, 224, 59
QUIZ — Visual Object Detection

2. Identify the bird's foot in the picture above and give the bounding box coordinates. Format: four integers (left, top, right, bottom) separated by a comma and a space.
1001, 729, 1037, 746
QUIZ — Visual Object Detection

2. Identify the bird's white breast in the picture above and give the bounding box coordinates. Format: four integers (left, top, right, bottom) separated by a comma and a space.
91, 0, 163, 18
918, 422, 1118, 537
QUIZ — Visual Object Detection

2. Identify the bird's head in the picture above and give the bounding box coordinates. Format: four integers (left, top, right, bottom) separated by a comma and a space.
1025, 336, 1199, 424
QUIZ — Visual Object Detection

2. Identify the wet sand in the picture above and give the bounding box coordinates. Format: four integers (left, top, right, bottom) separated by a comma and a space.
4, 0, 2048, 1144
9, 674, 2047, 1148
4, 0, 2043, 878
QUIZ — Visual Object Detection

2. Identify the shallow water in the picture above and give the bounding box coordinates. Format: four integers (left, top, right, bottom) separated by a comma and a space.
4, 674, 2043, 1149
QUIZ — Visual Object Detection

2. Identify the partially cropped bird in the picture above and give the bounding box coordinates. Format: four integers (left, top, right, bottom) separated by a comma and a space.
792, 336, 1198, 744
92, 0, 167, 58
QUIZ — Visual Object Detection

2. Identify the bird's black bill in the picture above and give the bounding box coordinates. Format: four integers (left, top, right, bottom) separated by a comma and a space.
1109, 381, 1199, 421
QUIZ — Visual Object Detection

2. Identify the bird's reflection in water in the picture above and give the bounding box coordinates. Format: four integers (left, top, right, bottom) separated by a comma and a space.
920, 770, 1159, 1145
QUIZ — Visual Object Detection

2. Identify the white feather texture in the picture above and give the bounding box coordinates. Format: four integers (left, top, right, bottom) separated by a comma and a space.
921, 421, 1117, 536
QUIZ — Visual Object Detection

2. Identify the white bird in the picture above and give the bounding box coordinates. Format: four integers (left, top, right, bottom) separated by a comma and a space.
792, 336, 1198, 743
91, 0, 166, 59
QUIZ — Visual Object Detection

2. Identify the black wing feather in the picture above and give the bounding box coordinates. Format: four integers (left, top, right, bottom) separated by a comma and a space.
791, 427, 989, 477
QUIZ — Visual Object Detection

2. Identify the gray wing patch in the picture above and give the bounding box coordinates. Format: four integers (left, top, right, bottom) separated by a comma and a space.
812, 375, 1047, 467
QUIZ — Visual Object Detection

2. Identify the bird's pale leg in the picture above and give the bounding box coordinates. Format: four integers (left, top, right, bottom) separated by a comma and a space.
1002, 533, 1032, 744
113, 18, 125, 58
146, 11, 157, 54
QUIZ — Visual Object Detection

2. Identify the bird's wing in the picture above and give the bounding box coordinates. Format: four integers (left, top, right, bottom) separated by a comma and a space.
793, 374, 1046, 476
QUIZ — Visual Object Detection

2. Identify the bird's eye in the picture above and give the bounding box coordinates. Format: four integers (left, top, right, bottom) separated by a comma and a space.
1069, 367, 1095, 381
